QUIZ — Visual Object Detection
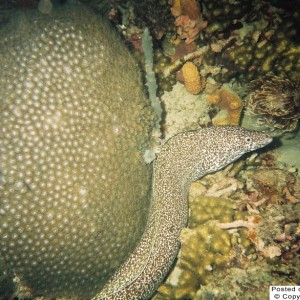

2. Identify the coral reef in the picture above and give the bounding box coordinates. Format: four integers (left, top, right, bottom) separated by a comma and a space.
152, 196, 250, 300
194, 261, 299, 300
162, 46, 209, 79
171, 0, 207, 44
94, 126, 271, 299
250, 168, 300, 203
154, 50, 176, 94
7, 0, 300, 88
152, 152, 300, 300
77, 0, 173, 43
161, 74, 243, 135
202, 0, 300, 83
0, 4, 155, 298
247, 74, 300, 131
206, 86, 244, 126
133, 0, 173, 40
2, 0, 300, 299
161, 82, 211, 139
181, 61, 205, 95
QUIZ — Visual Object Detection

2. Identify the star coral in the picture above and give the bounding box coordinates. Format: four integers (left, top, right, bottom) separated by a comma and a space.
0, 5, 155, 298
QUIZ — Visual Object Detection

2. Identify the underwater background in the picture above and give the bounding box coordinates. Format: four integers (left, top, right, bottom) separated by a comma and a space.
0, 0, 300, 299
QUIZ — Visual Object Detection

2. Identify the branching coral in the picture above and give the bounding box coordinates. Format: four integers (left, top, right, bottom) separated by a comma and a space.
219, 201, 300, 260
162, 46, 209, 78
247, 74, 300, 131
251, 168, 300, 204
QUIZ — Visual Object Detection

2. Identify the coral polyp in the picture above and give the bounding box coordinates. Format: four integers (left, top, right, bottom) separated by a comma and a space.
248, 74, 300, 131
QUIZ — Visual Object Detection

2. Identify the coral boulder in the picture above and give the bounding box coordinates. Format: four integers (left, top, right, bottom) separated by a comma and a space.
0, 5, 155, 298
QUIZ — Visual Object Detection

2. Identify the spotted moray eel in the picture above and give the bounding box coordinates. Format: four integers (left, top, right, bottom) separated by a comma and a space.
93, 126, 272, 300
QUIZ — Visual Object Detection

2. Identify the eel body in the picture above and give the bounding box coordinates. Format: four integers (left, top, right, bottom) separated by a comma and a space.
94, 126, 272, 300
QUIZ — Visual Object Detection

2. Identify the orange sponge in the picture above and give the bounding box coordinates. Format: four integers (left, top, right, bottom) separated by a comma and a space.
206, 87, 243, 125
182, 61, 205, 95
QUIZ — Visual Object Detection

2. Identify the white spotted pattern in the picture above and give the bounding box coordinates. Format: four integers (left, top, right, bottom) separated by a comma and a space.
94, 126, 272, 299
